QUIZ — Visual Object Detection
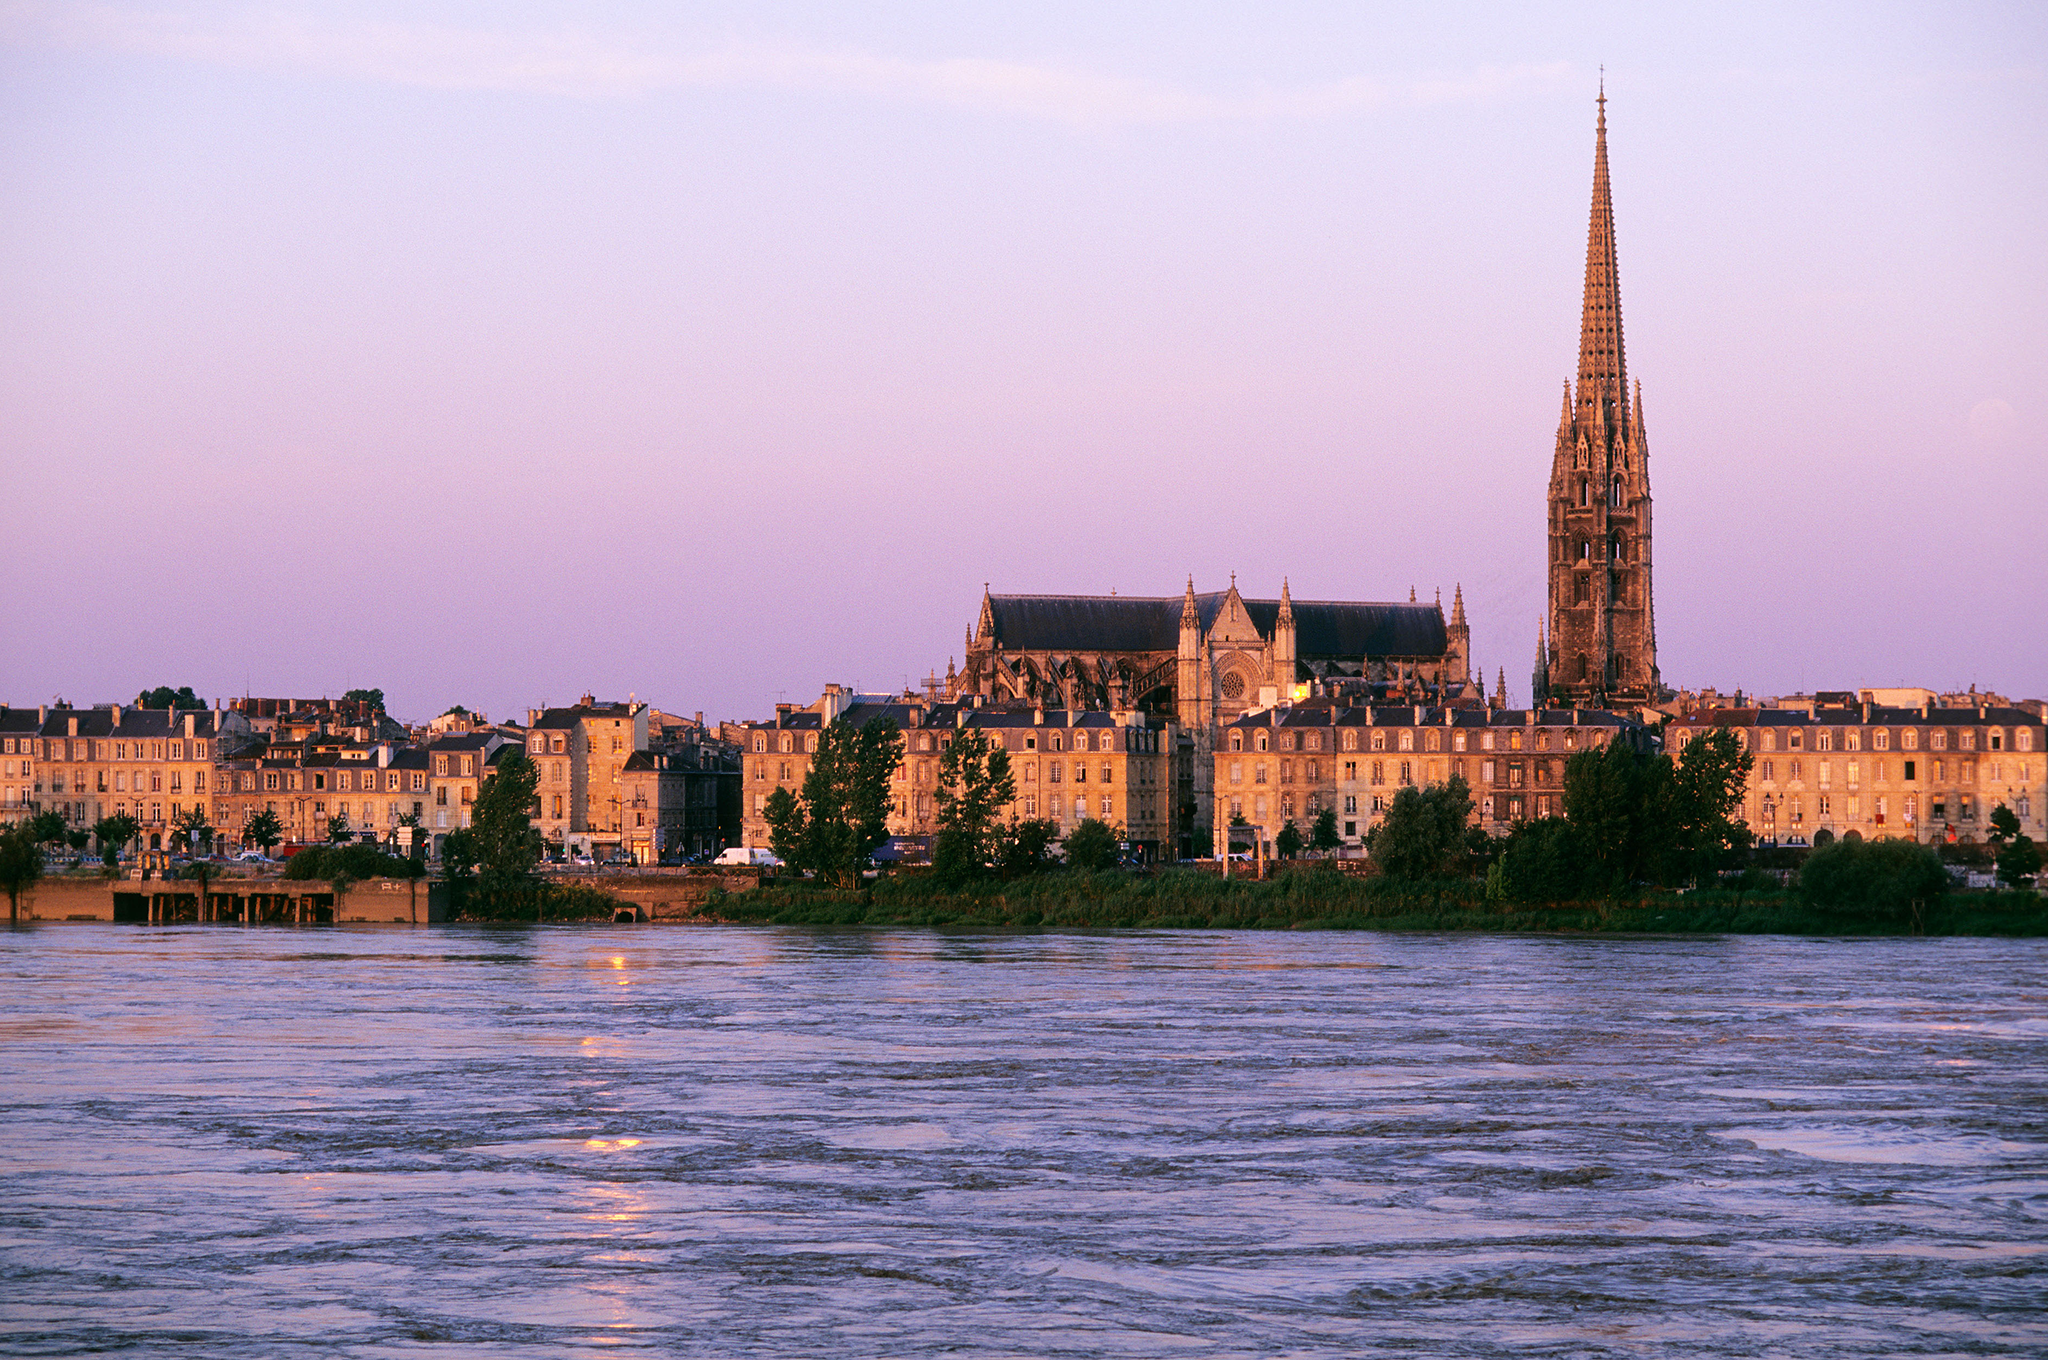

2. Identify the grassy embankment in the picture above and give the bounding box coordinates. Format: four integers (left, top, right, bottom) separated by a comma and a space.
704, 867, 2048, 936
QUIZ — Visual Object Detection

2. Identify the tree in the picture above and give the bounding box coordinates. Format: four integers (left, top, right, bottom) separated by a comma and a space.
0, 821, 42, 922
471, 748, 543, 905
1274, 819, 1304, 859
1561, 741, 1668, 890
1309, 808, 1341, 856
1063, 817, 1120, 872
93, 812, 139, 866
1998, 835, 2043, 889
326, 810, 354, 844
1668, 729, 1755, 883
994, 818, 1060, 878
1368, 775, 1476, 881
762, 717, 904, 888
931, 728, 1016, 884
171, 806, 213, 855
1497, 817, 1592, 902
1988, 804, 2023, 849
441, 827, 479, 917
243, 809, 285, 855
28, 810, 69, 852
343, 688, 386, 711
135, 685, 200, 710
1799, 837, 1947, 921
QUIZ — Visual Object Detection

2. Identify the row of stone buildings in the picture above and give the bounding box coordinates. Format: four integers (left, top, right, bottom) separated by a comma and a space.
0, 694, 742, 862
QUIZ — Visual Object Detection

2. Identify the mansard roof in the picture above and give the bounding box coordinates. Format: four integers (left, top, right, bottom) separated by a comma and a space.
984, 593, 1445, 658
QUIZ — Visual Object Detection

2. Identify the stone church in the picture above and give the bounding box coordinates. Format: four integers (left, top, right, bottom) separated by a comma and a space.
1536, 90, 1662, 709
950, 577, 1468, 731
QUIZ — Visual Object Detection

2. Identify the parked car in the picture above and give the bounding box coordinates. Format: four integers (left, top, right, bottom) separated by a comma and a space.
233, 849, 271, 863
713, 846, 782, 867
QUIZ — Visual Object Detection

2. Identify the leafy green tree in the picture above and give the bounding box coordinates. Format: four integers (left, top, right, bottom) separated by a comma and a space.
1998, 834, 2043, 889
1274, 819, 1304, 859
994, 818, 1059, 878
1063, 817, 1120, 872
343, 688, 386, 711
1799, 837, 1947, 921
471, 749, 543, 904
1368, 775, 1475, 881
931, 728, 1016, 884
243, 809, 284, 855
1496, 817, 1591, 902
762, 717, 904, 888
66, 829, 89, 853
171, 806, 213, 854
93, 812, 139, 866
0, 821, 43, 922
1561, 741, 1668, 890
326, 810, 353, 844
1668, 728, 1755, 883
135, 685, 200, 710
1988, 804, 2022, 849
1309, 808, 1341, 856
441, 704, 471, 719
441, 827, 478, 916
28, 810, 69, 851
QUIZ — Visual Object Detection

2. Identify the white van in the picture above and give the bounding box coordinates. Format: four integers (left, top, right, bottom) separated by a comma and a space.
713, 846, 782, 867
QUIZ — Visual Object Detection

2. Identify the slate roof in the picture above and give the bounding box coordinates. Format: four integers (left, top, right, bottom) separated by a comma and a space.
26, 707, 237, 740
984, 593, 1446, 658
1225, 705, 1636, 730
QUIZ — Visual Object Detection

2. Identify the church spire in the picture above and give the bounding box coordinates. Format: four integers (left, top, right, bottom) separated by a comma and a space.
1576, 86, 1627, 436
1450, 583, 1466, 628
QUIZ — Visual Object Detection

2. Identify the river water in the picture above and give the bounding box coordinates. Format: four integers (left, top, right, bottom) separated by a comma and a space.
2, 926, 2044, 1358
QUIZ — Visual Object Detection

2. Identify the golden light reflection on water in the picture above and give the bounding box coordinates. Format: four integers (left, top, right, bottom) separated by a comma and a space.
583, 1137, 643, 1152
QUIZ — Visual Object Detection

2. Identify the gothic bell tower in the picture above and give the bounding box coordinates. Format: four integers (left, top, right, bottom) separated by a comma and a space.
1540, 88, 1658, 709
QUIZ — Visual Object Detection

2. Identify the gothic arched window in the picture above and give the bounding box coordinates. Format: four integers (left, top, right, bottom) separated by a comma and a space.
1575, 654, 1588, 682
1579, 540, 1590, 561
1610, 476, 1623, 507
1611, 533, 1625, 562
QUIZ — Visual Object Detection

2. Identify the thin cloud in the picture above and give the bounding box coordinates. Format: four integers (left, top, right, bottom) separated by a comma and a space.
3, 2, 1574, 122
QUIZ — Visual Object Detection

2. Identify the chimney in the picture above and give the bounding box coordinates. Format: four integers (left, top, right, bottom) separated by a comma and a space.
528, 708, 541, 728
378, 744, 392, 767
67, 716, 78, 737
185, 713, 196, 738
112, 705, 122, 728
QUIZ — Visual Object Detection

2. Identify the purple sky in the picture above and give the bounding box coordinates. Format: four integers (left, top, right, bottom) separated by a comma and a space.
4, 3, 2042, 725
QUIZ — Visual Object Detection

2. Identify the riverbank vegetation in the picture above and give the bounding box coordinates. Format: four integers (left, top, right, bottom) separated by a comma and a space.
702, 866, 2044, 936
694, 725, 2043, 936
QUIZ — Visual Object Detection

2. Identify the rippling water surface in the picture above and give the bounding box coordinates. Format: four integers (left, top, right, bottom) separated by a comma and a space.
3, 926, 2045, 1357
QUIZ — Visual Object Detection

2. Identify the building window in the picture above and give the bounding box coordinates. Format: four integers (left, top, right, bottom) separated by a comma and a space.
1254, 764, 1267, 785
1343, 730, 1357, 752
1255, 732, 1269, 752
1874, 730, 1890, 751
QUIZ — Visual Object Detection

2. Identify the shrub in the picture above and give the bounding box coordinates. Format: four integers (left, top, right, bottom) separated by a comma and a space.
1798, 837, 1947, 921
